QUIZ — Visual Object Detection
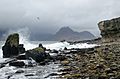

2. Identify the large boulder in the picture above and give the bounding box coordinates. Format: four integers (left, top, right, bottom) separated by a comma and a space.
2, 33, 19, 58
26, 47, 51, 63
98, 17, 120, 42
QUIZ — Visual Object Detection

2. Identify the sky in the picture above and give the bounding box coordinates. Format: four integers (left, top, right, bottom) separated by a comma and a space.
0, 0, 120, 37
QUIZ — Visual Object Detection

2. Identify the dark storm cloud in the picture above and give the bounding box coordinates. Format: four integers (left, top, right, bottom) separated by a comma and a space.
0, 0, 120, 37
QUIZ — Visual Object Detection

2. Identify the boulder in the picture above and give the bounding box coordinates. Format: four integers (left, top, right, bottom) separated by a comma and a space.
26, 47, 51, 63
9, 61, 25, 67
98, 17, 120, 42
15, 70, 24, 74
2, 33, 19, 58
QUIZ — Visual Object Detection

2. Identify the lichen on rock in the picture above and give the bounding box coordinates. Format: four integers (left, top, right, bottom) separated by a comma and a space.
5, 33, 19, 47
2, 33, 19, 58
26, 47, 51, 63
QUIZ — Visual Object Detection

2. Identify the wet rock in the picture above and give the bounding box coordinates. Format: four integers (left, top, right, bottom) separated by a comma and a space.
26, 47, 51, 63
25, 74, 34, 76
61, 60, 70, 66
110, 64, 119, 71
45, 73, 58, 78
16, 54, 26, 60
96, 64, 104, 69
55, 55, 66, 61
39, 59, 50, 65
64, 74, 81, 78
2, 33, 19, 58
0, 64, 5, 68
9, 61, 25, 67
59, 67, 72, 72
15, 70, 24, 74
18, 44, 25, 54
39, 43, 46, 50
105, 68, 112, 73
64, 47, 67, 50
52, 49, 59, 53
39, 43, 43, 48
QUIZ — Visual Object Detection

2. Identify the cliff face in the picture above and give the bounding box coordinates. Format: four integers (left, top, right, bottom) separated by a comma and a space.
98, 17, 120, 42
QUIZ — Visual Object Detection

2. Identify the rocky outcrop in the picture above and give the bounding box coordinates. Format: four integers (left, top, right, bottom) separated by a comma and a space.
26, 47, 51, 63
98, 17, 120, 42
2, 33, 26, 58
2, 33, 19, 58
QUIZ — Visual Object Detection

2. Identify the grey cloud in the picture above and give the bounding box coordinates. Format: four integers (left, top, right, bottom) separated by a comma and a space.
0, 0, 120, 37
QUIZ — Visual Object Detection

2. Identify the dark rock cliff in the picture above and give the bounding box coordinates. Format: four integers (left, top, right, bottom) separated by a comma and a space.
2, 33, 19, 58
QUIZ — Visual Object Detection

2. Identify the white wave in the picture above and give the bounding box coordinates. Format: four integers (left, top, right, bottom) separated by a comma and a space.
44, 41, 98, 50
0, 49, 2, 58
17, 27, 38, 50
0, 66, 16, 79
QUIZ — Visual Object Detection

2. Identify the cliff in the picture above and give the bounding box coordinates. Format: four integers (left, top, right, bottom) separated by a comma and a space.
98, 17, 120, 42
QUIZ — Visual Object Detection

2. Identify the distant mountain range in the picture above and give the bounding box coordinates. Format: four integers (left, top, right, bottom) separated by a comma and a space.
30, 27, 96, 41
0, 27, 96, 41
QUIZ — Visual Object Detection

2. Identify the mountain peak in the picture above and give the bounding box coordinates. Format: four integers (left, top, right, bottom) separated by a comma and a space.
56, 27, 74, 35
54, 26, 96, 41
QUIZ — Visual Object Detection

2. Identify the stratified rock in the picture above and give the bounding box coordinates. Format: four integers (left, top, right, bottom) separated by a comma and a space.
2, 33, 19, 58
26, 47, 51, 63
98, 17, 120, 42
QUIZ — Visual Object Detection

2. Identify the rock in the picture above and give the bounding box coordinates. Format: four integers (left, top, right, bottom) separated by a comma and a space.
39, 43, 46, 50
110, 64, 119, 71
54, 54, 66, 61
9, 61, 25, 67
59, 67, 72, 72
18, 44, 25, 54
64, 47, 67, 50
51, 49, 58, 53
98, 17, 120, 42
105, 68, 112, 73
61, 60, 70, 66
96, 64, 104, 69
45, 73, 58, 78
16, 54, 26, 60
0, 64, 5, 68
15, 70, 24, 74
39, 43, 43, 48
26, 47, 51, 63
2, 33, 19, 58
64, 74, 81, 78
25, 74, 34, 76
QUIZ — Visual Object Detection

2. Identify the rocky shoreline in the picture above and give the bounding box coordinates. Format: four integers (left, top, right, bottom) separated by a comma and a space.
0, 17, 120, 79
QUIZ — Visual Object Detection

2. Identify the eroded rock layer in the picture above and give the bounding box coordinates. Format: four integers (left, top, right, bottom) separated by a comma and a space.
98, 17, 120, 42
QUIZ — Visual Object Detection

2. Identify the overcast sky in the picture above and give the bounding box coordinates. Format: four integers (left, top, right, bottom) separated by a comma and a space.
0, 0, 120, 37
